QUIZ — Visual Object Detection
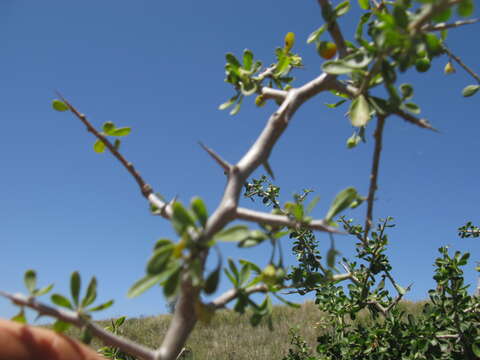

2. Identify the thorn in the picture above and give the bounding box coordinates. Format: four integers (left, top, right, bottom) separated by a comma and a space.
198, 142, 231, 173
262, 160, 275, 180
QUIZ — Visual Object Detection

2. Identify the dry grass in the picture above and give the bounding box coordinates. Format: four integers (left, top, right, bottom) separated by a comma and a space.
62, 300, 426, 359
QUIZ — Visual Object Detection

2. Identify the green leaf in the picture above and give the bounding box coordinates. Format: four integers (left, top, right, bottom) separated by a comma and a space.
358, 0, 370, 10
53, 320, 71, 333
462, 84, 480, 97
239, 259, 262, 274
275, 49, 291, 76
204, 266, 221, 294
113, 138, 121, 151
457, 0, 474, 17
225, 53, 241, 69
147, 244, 175, 275
239, 263, 252, 287
93, 139, 106, 153
472, 342, 480, 357
322, 60, 355, 74
327, 248, 340, 268
81, 277, 97, 308
11, 309, 27, 324
393, 5, 408, 28
24, 270, 36, 294
335, 0, 351, 17
306, 196, 320, 214
191, 196, 208, 227
109, 127, 131, 137
228, 258, 239, 280
102, 121, 115, 135
325, 99, 347, 108
403, 102, 420, 114
70, 271, 81, 307
424, 33, 442, 56
52, 99, 69, 112
400, 83, 414, 100
154, 238, 173, 250
433, 7, 452, 22
326, 187, 359, 222
51, 294, 73, 310
88, 299, 114, 312
80, 327, 93, 345
346, 132, 361, 149
33, 283, 54, 297
163, 266, 182, 300
214, 225, 249, 242
307, 25, 326, 44
230, 96, 243, 116
128, 273, 165, 298
349, 95, 371, 127
172, 201, 197, 235
272, 293, 300, 308
219, 95, 239, 110
115, 316, 126, 327
243, 49, 253, 71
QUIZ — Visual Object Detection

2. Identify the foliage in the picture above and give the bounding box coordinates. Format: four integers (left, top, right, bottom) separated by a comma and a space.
283, 219, 480, 360
2, 0, 479, 359
98, 317, 136, 360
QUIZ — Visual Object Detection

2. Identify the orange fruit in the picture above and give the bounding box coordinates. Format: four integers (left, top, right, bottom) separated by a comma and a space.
317, 41, 337, 60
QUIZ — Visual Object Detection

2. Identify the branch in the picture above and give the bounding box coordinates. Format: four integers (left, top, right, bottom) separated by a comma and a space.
57, 93, 171, 219
211, 284, 269, 309
235, 207, 343, 233
261, 87, 288, 102
317, 0, 348, 57
0, 291, 155, 360
442, 44, 480, 84
364, 115, 386, 240
423, 18, 480, 32
393, 109, 438, 131
408, 0, 463, 35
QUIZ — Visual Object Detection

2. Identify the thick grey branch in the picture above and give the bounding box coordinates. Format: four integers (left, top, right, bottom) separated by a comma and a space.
0, 291, 155, 360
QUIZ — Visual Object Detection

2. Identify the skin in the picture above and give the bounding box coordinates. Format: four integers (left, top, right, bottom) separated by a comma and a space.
0, 319, 106, 360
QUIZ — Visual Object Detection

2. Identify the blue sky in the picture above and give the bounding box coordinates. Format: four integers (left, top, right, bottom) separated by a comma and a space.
0, 1, 479, 323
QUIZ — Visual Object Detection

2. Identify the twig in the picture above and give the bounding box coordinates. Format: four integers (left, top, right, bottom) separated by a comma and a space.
423, 18, 480, 32
408, 0, 463, 35
211, 284, 269, 309
198, 142, 231, 174
393, 109, 437, 131
364, 116, 386, 241
0, 291, 155, 360
317, 0, 348, 57
235, 207, 344, 234
442, 44, 480, 84
56, 93, 170, 219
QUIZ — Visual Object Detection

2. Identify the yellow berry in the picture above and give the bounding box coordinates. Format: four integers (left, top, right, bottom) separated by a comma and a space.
317, 41, 337, 60
255, 95, 266, 107
284, 32, 295, 53
444, 61, 455, 74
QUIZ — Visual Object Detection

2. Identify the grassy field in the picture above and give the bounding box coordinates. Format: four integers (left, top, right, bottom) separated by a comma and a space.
61, 300, 427, 360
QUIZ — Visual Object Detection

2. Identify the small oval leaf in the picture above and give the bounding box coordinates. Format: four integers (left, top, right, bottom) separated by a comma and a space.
52, 99, 69, 112
462, 84, 480, 97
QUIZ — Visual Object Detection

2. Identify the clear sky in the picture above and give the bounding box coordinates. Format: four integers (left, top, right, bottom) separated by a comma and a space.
0, 1, 479, 323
